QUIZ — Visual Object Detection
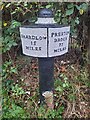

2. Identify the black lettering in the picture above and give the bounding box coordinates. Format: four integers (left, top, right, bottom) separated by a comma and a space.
34, 41, 36, 45
55, 33, 57, 37
63, 37, 67, 41
61, 38, 63, 41
36, 36, 39, 40
21, 34, 25, 38
59, 43, 63, 47
25, 46, 42, 51
54, 49, 57, 53
59, 48, 62, 51
39, 47, 41, 51
43, 36, 46, 39
32, 36, 35, 40
26, 35, 29, 39
54, 38, 57, 42
66, 31, 69, 35
31, 41, 33, 45
26, 46, 29, 50
61, 32, 63, 36
63, 47, 66, 50
51, 33, 54, 37
30, 47, 34, 50
54, 37, 68, 43
28, 35, 31, 39
54, 47, 66, 53
39, 36, 42, 40
58, 32, 60, 36
31, 41, 37, 45
35, 47, 38, 51
63, 32, 66, 35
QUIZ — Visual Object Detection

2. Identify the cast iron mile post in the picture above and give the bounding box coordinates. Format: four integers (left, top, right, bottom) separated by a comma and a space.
36, 9, 55, 109
20, 8, 70, 109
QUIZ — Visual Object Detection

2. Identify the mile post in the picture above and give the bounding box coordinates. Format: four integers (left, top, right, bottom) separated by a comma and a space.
20, 8, 70, 109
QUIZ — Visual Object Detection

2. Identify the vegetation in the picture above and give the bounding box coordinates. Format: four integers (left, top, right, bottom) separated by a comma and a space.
1, 2, 90, 119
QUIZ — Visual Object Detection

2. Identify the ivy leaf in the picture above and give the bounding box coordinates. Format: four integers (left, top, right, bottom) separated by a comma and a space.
62, 18, 68, 24
6, 3, 11, 8
79, 9, 84, 15
10, 67, 17, 74
10, 20, 21, 28
24, 3, 28, 7
75, 17, 80, 24
75, 5, 81, 10
75, 3, 88, 12
80, 3, 88, 11
71, 19, 75, 27
67, 3, 74, 9
12, 42, 17, 46
63, 83, 66, 88
3, 22, 7, 27
11, 11, 16, 15
55, 86, 63, 92
46, 5, 52, 9
66, 8, 74, 16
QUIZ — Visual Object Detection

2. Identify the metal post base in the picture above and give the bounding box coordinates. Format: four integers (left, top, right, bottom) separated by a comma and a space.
38, 57, 54, 104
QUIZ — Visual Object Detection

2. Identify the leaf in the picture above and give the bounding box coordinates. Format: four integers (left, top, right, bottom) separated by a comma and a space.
57, 10, 61, 12
64, 77, 68, 80
24, 3, 28, 7
63, 83, 66, 88
71, 19, 75, 27
67, 3, 74, 9
58, 12, 61, 17
75, 5, 81, 10
79, 9, 84, 15
75, 3, 88, 12
10, 20, 21, 28
12, 42, 17, 46
11, 67, 17, 74
66, 8, 74, 16
46, 4, 52, 9
3, 22, 7, 27
0, 4, 4, 11
80, 3, 88, 11
60, 73, 64, 77
55, 86, 63, 92
75, 17, 80, 24
62, 18, 68, 24
68, 94, 76, 101
6, 3, 11, 8
55, 102, 58, 107
11, 11, 16, 15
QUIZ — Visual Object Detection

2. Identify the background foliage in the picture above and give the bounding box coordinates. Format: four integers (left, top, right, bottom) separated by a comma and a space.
1, 2, 90, 119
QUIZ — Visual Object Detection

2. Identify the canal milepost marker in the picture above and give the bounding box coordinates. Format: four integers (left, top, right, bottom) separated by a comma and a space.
20, 8, 70, 109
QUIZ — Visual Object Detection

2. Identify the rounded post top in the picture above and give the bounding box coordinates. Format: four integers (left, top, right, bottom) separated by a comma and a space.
38, 8, 53, 18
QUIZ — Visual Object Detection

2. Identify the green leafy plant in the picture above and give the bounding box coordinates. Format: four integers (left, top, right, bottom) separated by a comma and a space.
55, 73, 70, 93
2, 20, 21, 53
2, 60, 18, 80
37, 105, 64, 119
3, 102, 28, 119
1, 2, 89, 119
54, 2, 88, 36
11, 84, 25, 96
2, 36, 17, 53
